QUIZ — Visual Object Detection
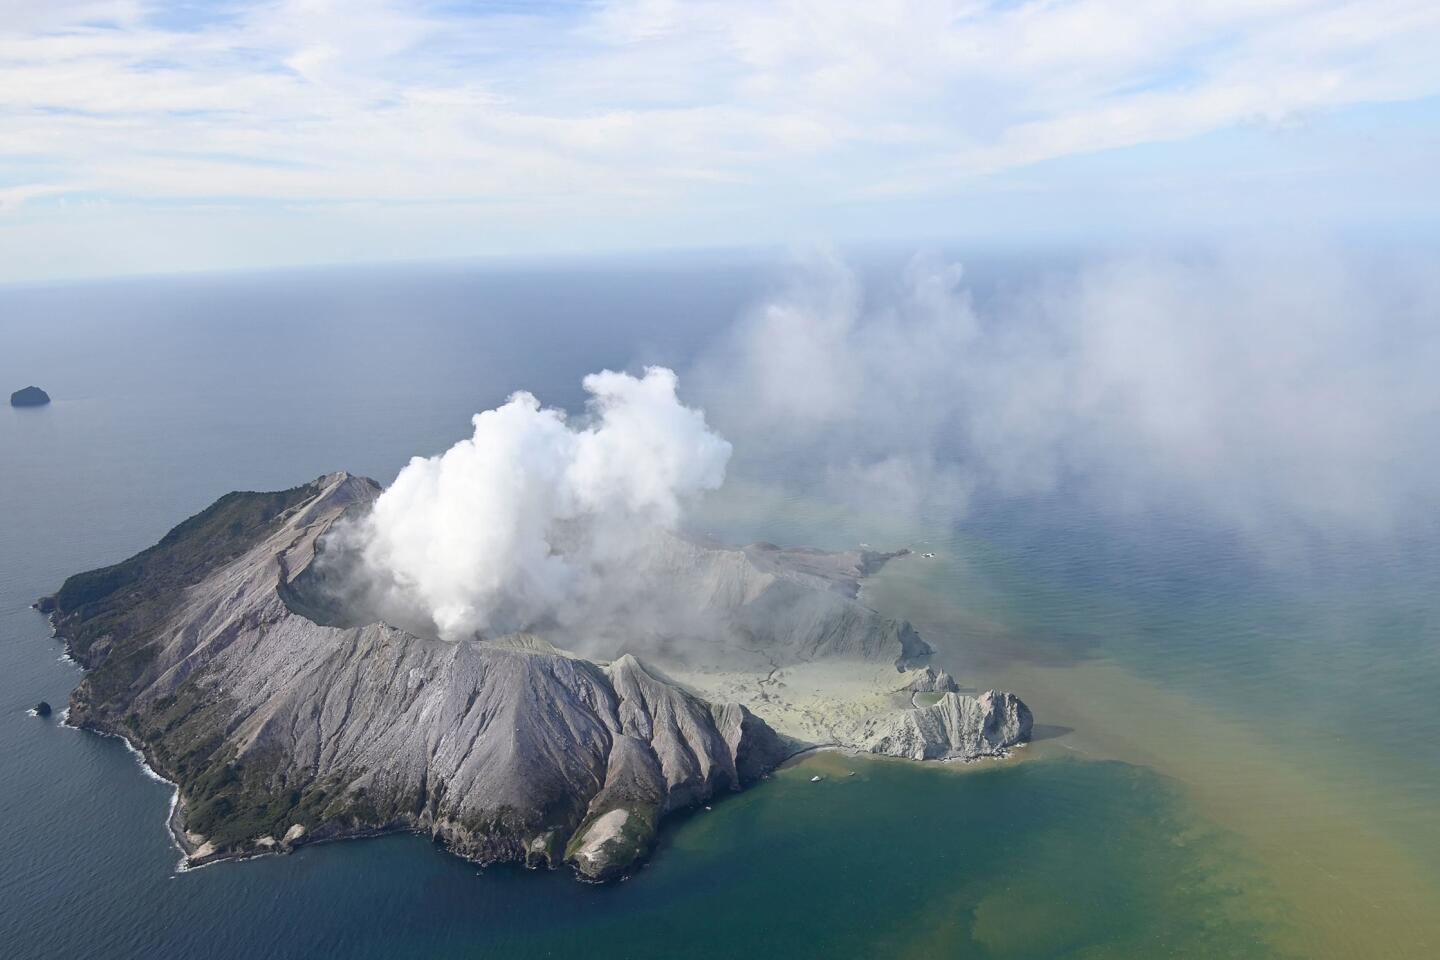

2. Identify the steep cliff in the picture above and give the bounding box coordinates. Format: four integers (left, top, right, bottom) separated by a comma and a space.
861, 691, 1033, 761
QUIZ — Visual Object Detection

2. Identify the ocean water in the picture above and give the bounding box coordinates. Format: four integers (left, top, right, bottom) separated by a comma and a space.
2, 258, 1436, 958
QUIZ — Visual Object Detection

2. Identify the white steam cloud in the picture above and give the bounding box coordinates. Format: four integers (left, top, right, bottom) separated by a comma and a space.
334, 243, 1437, 643
696, 245, 1440, 542
356, 366, 730, 640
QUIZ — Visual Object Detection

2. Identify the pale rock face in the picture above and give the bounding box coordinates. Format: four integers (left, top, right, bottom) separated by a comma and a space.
861, 691, 1033, 761
904, 665, 960, 694
569, 809, 633, 878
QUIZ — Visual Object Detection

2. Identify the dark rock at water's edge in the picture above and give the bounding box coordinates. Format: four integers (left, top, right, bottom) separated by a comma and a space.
34, 701, 52, 717
10, 386, 51, 407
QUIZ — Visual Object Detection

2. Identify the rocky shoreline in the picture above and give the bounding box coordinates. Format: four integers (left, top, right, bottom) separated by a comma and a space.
41, 472, 1031, 882
46, 601, 779, 879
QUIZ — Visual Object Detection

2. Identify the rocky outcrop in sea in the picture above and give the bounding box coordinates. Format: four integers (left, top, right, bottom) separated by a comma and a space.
862, 690, 1033, 761
10, 386, 50, 407
904, 665, 961, 694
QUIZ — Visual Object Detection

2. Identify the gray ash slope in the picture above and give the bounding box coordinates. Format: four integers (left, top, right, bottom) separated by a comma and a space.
44, 472, 1024, 882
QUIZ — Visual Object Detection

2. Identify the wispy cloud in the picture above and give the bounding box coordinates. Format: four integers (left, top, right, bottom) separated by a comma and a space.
2, 1, 1439, 279
695, 243, 1440, 546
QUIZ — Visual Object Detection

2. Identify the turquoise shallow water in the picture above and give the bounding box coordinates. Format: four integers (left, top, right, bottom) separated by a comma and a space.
2, 260, 1434, 958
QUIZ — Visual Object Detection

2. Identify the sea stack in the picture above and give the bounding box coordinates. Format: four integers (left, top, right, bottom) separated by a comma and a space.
34, 701, 52, 717
10, 386, 51, 407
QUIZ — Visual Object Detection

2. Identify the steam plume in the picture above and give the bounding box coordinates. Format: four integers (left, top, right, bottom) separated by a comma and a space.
356, 366, 730, 640
342, 243, 1439, 643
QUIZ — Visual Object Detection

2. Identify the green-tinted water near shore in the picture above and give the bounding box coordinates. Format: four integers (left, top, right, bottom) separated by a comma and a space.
4, 262, 1437, 958
465, 753, 1284, 960
700, 479, 1440, 959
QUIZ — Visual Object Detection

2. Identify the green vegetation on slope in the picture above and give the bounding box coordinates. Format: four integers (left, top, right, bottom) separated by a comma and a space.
44, 481, 325, 848
46, 483, 314, 665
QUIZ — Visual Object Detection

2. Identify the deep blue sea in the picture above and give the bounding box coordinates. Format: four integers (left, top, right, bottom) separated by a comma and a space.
2, 256, 1437, 959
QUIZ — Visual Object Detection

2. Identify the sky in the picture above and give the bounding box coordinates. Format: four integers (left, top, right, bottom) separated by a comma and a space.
2, 0, 1440, 283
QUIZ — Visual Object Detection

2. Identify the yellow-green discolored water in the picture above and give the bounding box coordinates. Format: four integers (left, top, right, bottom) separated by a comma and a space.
860, 519, 1440, 959
697, 477, 1440, 959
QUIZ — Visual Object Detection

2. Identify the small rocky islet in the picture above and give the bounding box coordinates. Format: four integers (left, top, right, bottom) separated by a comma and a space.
40, 472, 1031, 882
10, 386, 51, 407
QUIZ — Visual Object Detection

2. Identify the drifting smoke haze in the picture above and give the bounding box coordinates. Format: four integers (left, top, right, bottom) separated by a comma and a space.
351, 366, 730, 641
698, 245, 1440, 544
337, 242, 1440, 643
